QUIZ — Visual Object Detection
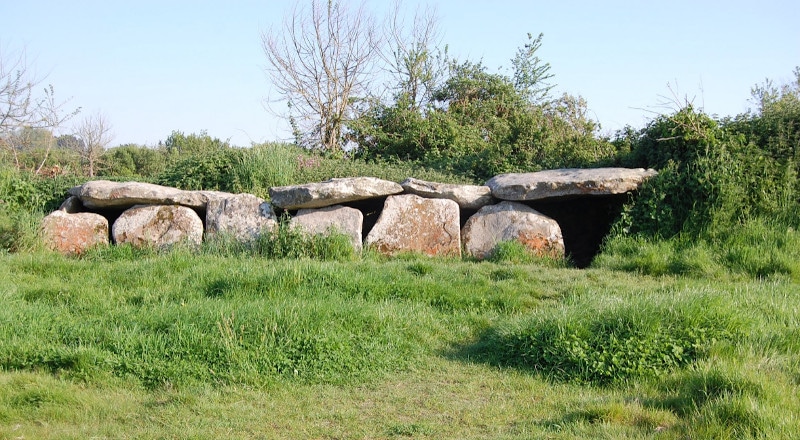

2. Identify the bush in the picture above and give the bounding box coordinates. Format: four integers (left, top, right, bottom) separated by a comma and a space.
351, 60, 616, 181
250, 222, 356, 261
490, 292, 743, 385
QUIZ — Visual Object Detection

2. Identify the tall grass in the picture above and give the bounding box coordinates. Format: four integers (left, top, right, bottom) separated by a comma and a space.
595, 217, 800, 280
1, 249, 799, 438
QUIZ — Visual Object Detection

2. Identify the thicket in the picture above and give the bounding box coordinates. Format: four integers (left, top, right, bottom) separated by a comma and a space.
349, 36, 618, 181
593, 69, 800, 278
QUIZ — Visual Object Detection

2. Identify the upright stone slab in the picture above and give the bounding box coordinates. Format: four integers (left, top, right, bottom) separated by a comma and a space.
400, 177, 496, 210
69, 180, 232, 210
290, 205, 364, 253
462, 201, 564, 260
112, 205, 203, 248
269, 177, 403, 210
486, 168, 657, 201
40, 210, 109, 255
58, 196, 85, 214
206, 194, 277, 242
365, 194, 460, 257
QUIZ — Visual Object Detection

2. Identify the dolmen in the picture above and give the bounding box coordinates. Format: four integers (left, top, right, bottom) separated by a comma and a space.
41, 168, 656, 266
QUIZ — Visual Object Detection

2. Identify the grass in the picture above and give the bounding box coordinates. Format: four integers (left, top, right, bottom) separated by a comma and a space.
0, 246, 799, 438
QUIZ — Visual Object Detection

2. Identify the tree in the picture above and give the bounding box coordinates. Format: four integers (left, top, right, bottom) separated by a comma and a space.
380, 1, 446, 112
351, 34, 613, 179
162, 130, 230, 157
262, 0, 378, 152
511, 33, 555, 105
0, 47, 79, 171
73, 112, 114, 177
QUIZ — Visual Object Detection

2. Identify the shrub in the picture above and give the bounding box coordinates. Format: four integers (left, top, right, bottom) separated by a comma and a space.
246, 220, 356, 261
490, 292, 744, 385
157, 147, 243, 192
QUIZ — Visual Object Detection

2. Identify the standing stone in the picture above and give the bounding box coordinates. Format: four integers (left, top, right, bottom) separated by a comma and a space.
400, 177, 496, 210
58, 196, 85, 214
269, 177, 403, 210
365, 194, 460, 257
462, 201, 564, 260
112, 205, 203, 248
290, 205, 364, 253
40, 210, 109, 255
486, 168, 658, 201
206, 194, 277, 242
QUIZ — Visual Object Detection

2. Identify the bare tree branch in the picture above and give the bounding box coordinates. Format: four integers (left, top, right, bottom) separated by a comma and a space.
381, 0, 444, 111
74, 111, 114, 177
262, 0, 378, 152
1, 46, 80, 171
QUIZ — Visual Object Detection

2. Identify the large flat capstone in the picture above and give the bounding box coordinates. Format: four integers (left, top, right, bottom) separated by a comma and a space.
486, 168, 657, 201
269, 177, 403, 210
400, 177, 495, 210
69, 180, 232, 210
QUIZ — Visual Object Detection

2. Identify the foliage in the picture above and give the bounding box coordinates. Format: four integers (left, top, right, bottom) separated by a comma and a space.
157, 146, 243, 192
0, 165, 82, 252
511, 32, 554, 105
351, 43, 616, 181
613, 70, 800, 240
488, 292, 743, 385
162, 130, 230, 158
100, 144, 167, 178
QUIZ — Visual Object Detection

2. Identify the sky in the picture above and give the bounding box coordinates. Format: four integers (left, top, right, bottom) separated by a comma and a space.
3, 0, 799, 147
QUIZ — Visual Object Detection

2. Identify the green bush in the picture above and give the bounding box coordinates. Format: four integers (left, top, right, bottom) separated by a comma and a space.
612, 70, 800, 241
351, 60, 616, 181
490, 293, 743, 385
250, 222, 356, 261
157, 147, 243, 192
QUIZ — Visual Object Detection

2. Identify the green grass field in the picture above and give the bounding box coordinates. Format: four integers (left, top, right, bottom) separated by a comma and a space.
1, 246, 798, 439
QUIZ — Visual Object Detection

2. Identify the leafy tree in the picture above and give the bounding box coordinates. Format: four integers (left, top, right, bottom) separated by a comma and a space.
102, 144, 168, 178
351, 35, 614, 180
162, 130, 230, 158
511, 32, 554, 105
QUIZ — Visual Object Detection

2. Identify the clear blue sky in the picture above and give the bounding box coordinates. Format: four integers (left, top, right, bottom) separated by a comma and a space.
4, 0, 798, 147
